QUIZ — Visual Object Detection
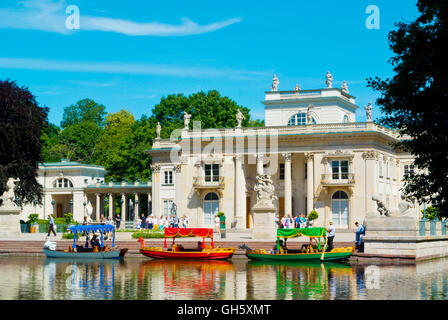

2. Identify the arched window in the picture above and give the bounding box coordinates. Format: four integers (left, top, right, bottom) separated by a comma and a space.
53, 178, 73, 188
287, 113, 307, 126
204, 192, 219, 226
331, 191, 349, 227
343, 115, 349, 123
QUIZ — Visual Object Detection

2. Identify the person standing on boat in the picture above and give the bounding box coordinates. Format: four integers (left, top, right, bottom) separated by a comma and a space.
47, 214, 57, 237
326, 221, 335, 252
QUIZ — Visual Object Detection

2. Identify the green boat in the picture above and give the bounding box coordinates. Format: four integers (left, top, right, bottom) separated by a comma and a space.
243, 227, 354, 262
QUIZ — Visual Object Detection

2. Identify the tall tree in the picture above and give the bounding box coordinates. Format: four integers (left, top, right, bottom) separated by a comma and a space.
0, 79, 48, 205
94, 110, 135, 181
41, 123, 61, 162
58, 121, 102, 163
368, 0, 448, 217
60, 98, 106, 129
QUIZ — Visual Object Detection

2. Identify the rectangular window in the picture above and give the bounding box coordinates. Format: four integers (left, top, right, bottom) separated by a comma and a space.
404, 164, 415, 178
331, 160, 349, 180
279, 163, 285, 180
163, 200, 175, 216
164, 170, 173, 185
204, 164, 220, 182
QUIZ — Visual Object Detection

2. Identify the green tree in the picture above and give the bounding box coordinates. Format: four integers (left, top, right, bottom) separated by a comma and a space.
94, 110, 135, 180
368, 0, 448, 217
41, 123, 61, 162
58, 121, 102, 163
152, 90, 263, 131
0, 79, 48, 205
60, 98, 106, 129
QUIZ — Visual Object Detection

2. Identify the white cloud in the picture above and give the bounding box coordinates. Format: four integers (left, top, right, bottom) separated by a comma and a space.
0, 57, 268, 80
0, 0, 241, 36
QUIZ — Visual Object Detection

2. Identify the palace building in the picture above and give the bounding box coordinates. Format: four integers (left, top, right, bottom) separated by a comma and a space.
148, 73, 420, 231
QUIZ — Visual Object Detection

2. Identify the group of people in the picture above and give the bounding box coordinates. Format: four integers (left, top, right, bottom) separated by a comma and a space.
135, 214, 189, 231
278, 213, 309, 229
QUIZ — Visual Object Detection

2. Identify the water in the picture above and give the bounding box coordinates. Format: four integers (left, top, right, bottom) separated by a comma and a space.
1, 256, 448, 300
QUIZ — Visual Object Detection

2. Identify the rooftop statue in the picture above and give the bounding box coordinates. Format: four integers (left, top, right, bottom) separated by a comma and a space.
236, 109, 245, 128
183, 112, 191, 130
365, 102, 373, 121
156, 122, 161, 139
0, 178, 20, 208
271, 74, 279, 91
325, 71, 333, 88
294, 83, 301, 92
341, 80, 349, 93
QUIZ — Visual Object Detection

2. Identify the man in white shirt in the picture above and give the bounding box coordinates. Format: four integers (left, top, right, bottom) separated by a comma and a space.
326, 221, 335, 252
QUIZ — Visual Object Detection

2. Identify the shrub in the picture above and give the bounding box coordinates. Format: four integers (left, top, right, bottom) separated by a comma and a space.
308, 210, 319, 221
131, 231, 164, 239
422, 206, 440, 220
62, 233, 75, 239
27, 214, 39, 225
217, 212, 225, 217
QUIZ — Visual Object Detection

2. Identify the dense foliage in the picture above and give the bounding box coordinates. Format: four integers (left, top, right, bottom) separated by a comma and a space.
0, 80, 48, 205
368, 0, 448, 218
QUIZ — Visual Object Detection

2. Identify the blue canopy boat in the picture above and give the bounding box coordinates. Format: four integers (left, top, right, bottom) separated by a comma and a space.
43, 224, 128, 259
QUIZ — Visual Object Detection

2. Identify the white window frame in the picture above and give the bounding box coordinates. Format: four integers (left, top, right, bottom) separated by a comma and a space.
163, 170, 173, 185
204, 163, 220, 182
331, 160, 349, 180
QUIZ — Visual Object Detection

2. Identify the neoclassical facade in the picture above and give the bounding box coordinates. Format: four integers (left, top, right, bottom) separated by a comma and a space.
149, 74, 419, 231
20, 159, 151, 225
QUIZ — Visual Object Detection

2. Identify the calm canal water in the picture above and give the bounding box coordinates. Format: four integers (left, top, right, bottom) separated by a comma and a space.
0, 256, 447, 300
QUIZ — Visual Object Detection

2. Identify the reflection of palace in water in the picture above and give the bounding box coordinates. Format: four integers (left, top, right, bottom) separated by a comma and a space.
1, 257, 448, 300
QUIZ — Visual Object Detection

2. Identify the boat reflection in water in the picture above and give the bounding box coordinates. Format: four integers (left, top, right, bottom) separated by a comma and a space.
43, 258, 121, 300
139, 259, 235, 299
246, 261, 354, 300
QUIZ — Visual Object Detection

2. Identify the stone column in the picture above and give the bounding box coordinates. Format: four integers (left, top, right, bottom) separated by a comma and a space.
147, 192, 152, 215
108, 193, 114, 218
121, 193, 126, 228
174, 164, 182, 218
151, 164, 161, 218
282, 153, 292, 217
305, 152, 314, 214
363, 151, 378, 217
256, 154, 264, 176
134, 193, 139, 222
234, 154, 246, 229
95, 193, 100, 222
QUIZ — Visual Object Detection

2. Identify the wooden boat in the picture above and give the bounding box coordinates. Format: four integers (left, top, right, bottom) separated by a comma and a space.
242, 227, 354, 262
138, 227, 235, 260
43, 224, 128, 260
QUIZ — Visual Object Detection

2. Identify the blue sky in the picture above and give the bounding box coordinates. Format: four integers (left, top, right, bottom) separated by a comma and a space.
0, 0, 420, 126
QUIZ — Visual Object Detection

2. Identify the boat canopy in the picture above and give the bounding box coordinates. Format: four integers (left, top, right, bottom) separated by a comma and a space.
163, 228, 214, 249
164, 228, 214, 238
67, 224, 116, 249
277, 227, 326, 239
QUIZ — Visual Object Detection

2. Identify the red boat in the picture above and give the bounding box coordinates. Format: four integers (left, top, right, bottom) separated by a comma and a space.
138, 228, 236, 260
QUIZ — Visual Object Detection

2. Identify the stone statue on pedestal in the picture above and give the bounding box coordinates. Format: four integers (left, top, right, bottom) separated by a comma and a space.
398, 194, 414, 218
236, 109, 245, 128
254, 174, 277, 209
271, 74, 279, 91
307, 104, 314, 124
0, 178, 20, 208
365, 103, 373, 121
372, 195, 391, 217
183, 112, 191, 130
294, 83, 301, 92
325, 71, 333, 88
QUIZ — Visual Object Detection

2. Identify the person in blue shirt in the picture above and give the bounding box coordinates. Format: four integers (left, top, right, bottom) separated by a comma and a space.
326, 221, 335, 251
47, 214, 57, 237
354, 222, 366, 249
299, 214, 307, 228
